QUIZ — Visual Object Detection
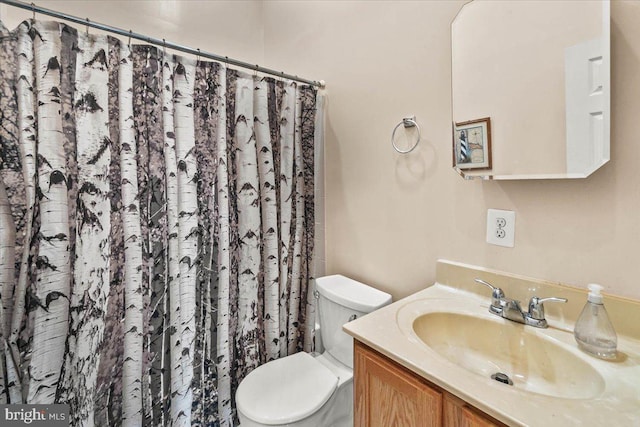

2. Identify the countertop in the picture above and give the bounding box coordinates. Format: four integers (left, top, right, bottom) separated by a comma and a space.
343, 272, 640, 426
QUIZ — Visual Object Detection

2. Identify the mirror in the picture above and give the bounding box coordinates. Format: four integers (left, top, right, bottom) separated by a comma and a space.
451, 0, 610, 180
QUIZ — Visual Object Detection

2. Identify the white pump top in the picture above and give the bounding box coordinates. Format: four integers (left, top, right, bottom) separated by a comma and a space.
587, 283, 604, 304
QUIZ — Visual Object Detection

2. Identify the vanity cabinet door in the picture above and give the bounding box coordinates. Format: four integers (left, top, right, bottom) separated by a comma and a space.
443, 392, 504, 427
354, 341, 442, 427
354, 341, 507, 427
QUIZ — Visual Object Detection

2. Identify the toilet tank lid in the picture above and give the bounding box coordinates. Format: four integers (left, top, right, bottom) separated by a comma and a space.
315, 275, 392, 313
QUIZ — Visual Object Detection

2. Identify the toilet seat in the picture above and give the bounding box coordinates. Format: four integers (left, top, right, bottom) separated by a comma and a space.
236, 352, 339, 425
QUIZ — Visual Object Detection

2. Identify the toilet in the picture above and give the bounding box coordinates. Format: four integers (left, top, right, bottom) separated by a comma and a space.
236, 274, 392, 426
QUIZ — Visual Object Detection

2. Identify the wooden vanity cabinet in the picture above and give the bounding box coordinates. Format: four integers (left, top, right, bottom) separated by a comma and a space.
354, 341, 506, 427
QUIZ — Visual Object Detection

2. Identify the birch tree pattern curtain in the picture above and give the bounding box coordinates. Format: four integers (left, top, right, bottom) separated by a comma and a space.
0, 19, 318, 427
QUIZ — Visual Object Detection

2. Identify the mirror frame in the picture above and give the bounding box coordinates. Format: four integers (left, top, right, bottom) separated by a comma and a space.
450, 0, 610, 181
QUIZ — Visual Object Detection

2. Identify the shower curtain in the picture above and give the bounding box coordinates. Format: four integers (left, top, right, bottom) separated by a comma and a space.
0, 19, 318, 427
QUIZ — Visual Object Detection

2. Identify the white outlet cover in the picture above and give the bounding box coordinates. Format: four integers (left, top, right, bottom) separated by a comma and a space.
486, 209, 515, 247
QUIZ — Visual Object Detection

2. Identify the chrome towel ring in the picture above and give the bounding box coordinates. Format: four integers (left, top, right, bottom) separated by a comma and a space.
391, 116, 421, 154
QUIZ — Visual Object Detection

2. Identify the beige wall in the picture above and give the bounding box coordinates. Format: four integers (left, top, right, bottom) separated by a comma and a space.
1, 1, 638, 301
0, 1, 265, 64
264, 0, 640, 302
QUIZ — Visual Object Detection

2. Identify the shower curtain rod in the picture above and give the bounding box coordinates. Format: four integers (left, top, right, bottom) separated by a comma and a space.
0, 0, 326, 88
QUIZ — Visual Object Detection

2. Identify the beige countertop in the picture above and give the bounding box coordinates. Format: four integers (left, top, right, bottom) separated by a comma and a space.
343, 260, 640, 426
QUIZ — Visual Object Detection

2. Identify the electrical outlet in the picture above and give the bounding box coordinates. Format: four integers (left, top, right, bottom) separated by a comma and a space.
487, 209, 515, 247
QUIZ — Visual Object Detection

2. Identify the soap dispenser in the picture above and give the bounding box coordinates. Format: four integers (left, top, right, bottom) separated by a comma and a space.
574, 284, 617, 360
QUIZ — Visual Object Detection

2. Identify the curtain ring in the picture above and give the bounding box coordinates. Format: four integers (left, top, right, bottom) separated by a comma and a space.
31, 2, 35, 21
162, 38, 166, 57
85, 18, 90, 35
196, 48, 201, 63
128, 30, 132, 47
254, 64, 259, 78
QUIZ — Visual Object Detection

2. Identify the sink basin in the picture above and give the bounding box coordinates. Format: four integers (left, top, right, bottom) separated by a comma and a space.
412, 312, 605, 400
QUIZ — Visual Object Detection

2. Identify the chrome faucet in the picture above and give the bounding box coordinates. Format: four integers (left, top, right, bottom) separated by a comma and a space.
474, 279, 567, 328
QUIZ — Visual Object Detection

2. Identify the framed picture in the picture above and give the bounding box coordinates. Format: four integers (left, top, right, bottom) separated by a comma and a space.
453, 117, 492, 170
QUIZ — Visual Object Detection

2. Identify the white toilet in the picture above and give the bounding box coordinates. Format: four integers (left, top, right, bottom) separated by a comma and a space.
236, 274, 392, 427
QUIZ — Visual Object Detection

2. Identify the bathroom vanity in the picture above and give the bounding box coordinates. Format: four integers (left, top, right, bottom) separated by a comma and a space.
344, 260, 640, 426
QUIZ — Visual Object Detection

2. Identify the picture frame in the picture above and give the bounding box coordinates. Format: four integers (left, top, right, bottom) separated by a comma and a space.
453, 117, 492, 170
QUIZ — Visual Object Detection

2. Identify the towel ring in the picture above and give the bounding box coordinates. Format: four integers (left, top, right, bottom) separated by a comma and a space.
391, 116, 421, 154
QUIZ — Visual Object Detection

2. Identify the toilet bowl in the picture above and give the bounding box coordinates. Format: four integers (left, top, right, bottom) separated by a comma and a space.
236, 275, 392, 426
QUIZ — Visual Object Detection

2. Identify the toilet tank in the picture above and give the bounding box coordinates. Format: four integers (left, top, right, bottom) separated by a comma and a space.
315, 275, 392, 369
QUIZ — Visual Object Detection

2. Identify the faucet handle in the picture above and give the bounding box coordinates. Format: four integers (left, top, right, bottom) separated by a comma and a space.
474, 279, 505, 309
528, 296, 567, 321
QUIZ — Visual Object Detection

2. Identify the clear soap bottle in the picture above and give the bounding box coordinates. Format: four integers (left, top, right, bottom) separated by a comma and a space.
573, 284, 617, 360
